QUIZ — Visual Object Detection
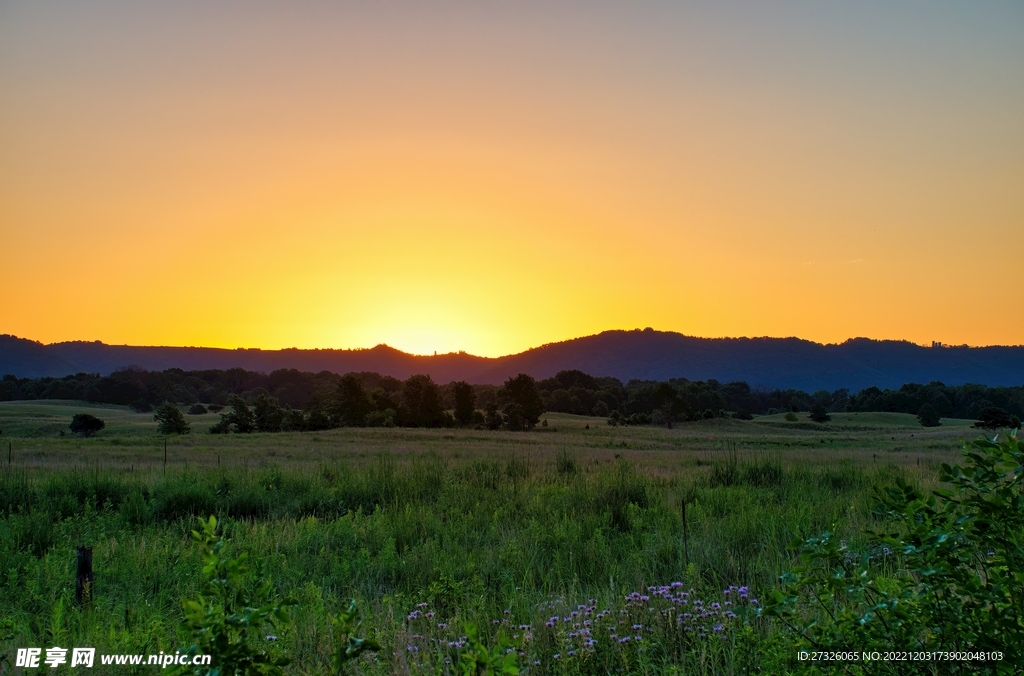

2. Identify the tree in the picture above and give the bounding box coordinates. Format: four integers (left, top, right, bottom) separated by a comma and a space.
400, 374, 444, 427
499, 374, 544, 431
154, 401, 191, 435
809, 403, 831, 423
69, 413, 105, 437
917, 403, 941, 427
210, 395, 254, 434
333, 374, 372, 427
973, 407, 1020, 430
484, 402, 504, 430
252, 393, 283, 433
452, 381, 476, 425
188, 403, 208, 415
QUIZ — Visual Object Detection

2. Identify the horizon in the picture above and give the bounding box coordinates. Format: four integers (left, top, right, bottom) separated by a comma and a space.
3, 2, 1022, 357
5, 328, 1017, 359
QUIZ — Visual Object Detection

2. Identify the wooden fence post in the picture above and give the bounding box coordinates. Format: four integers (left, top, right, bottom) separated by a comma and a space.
76, 546, 94, 606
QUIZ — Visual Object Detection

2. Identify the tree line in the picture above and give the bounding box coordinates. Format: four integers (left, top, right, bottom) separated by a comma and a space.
2, 368, 1022, 432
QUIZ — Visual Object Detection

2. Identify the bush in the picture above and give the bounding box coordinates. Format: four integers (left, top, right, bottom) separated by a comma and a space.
188, 403, 208, 415
69, 413, 105, 436
784, 412, 799, 422
171, 516, 294, 675
364, 408, 396, 428
766, 432, 1024, 671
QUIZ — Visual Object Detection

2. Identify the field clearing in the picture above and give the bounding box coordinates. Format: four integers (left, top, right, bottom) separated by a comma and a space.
0, 401, 974, 476
0, 401, 994, 673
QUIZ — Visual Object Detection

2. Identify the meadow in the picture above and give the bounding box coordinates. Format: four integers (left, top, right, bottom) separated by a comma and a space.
0, 401, 994, 674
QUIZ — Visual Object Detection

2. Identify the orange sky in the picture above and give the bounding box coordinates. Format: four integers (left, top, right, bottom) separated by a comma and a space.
2, 3, 1022, 356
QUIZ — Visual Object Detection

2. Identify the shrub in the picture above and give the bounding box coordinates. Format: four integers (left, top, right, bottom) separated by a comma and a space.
171, 516, 295, 675
69, 413, 105, 436
365, 409, 396, 427
187, 404, 208, 415
766, 432, 1024, 671
784, 412, 799, 422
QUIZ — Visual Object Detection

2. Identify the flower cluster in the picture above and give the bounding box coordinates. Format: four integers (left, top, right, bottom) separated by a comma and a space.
398, 582, 758, 673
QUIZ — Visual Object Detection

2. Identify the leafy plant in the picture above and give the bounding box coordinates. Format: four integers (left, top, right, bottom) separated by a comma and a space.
329, 598, 381, 674
766, 432, 1024, 674
171, 516, 295, 675
456, 622, 519, 676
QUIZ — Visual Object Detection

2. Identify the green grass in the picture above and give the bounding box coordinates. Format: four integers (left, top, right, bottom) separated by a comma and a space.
0, 402, 979, 673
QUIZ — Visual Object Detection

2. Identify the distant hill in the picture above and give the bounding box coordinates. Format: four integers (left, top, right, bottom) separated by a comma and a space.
2, 330, 1023, 392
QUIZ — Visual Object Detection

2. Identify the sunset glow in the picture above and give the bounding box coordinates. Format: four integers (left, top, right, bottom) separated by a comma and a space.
2, 2, 1022, 356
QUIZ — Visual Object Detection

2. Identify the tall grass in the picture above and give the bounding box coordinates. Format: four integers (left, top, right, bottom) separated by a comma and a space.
0, 452, 916, 673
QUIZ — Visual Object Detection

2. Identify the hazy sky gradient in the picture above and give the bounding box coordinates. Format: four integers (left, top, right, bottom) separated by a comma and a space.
2, 2, 1022, 355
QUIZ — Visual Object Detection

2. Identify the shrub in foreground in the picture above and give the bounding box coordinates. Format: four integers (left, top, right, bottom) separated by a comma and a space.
766, 432, 1024, 674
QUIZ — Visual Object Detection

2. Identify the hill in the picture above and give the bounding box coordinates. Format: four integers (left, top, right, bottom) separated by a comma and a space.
2, 330, 1023, 392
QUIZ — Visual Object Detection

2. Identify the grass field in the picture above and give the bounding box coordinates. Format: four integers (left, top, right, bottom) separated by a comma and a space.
0, 401, 987, 674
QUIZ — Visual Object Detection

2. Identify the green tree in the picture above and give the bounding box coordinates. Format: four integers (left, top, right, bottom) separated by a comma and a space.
69, 413, 105, 437
974, 406, 1020, 430
333, 374, 372, 427
452, 381, 476, 425
252, 393, 283, 433
400, 374, 444, 427
210, 395, 255, 434
154, 401, 191, 435
498, 374, 544, 431
917, 402, 941, 427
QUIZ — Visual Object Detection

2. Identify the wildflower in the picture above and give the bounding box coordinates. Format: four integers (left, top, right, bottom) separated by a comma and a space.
425, 612, 434, 619
407, 645, 418, 653
437, 623, 447, 629
265, 635, 278, 641
714, 624, 724, 632
554, 653, 561, 660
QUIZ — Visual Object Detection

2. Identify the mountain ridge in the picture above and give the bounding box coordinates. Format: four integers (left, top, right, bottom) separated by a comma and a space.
2, 331, 1023, 392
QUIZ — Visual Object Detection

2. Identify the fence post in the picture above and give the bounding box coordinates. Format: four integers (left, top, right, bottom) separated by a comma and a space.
76, 546, 94, 606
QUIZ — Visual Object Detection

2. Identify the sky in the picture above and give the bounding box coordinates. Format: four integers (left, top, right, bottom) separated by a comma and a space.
1, 2, 1022, 357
